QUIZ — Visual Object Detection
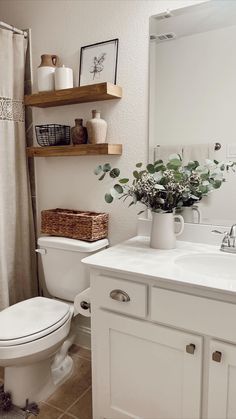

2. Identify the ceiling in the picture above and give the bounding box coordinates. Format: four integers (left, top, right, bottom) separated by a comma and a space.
150, 1, 236, 42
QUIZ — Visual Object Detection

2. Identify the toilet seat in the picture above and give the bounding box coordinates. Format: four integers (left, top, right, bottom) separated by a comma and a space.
0, 297, 70, 347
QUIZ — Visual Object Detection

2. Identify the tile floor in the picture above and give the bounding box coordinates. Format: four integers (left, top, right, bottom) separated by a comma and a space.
0, 345, 92, 419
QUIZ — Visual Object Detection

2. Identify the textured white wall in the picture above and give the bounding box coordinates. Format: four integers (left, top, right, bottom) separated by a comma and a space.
0, 0, 204, 245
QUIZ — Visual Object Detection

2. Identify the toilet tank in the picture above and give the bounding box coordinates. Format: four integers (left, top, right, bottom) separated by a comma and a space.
37, 236, 108, 301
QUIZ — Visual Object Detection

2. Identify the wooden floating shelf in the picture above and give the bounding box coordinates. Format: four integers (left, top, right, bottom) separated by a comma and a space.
26, 144, 123, 157
24, 82, 122, 108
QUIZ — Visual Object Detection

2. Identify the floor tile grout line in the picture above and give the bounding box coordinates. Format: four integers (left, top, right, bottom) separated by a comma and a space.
42, 400, 66, 413
58, 412, 79, 419
58, 410, 80, 419
64, 385, 92, 414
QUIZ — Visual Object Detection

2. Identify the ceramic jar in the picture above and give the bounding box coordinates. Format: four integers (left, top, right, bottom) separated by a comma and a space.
37, 54, 58, 92
150, 212, 184, 249
86, 110, 107, 144
55, 65, 73, 90
71, 119, 88, 145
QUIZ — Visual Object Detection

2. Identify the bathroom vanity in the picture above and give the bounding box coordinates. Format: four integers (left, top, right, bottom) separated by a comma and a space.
83, 235, 236, 419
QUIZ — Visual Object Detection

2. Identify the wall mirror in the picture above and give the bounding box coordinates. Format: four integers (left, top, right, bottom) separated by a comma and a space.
149, 0, 236, 226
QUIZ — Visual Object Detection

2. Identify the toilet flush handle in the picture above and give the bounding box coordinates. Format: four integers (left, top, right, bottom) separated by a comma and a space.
35, 248, 47, 255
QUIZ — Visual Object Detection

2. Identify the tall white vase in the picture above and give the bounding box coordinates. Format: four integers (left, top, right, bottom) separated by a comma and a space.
150, 212, 184, 250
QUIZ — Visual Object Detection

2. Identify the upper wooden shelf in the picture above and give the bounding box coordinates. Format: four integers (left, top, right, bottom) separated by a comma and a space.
26, 143, 122, 157
24, 82, 122, 108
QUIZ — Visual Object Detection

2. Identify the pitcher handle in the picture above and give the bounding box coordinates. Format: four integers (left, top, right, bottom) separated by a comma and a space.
51, 55, 58, 66
192, 206, 201, 224
174, 214, 184, 237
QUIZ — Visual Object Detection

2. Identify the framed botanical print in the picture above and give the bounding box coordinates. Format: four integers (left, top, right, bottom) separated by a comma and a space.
79, 38, 119, 86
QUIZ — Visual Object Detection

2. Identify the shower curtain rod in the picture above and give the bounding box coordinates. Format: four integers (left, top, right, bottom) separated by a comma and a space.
0, 21, 27, 37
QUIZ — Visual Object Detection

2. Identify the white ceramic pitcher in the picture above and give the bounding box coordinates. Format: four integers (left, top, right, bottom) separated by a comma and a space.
150, 212, 184, 250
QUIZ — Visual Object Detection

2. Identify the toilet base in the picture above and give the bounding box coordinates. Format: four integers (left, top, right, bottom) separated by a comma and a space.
4, 354, 74, 408
52, 354, 74, 387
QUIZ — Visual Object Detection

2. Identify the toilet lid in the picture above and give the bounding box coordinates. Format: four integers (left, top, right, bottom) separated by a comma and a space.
0, 297, 71, 346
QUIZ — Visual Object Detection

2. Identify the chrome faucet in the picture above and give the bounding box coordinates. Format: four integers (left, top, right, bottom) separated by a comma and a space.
213, 224, 236, 253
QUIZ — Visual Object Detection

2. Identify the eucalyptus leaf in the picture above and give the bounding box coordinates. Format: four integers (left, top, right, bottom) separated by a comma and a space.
105, 193, 113, 203
199, 185, 208, 194
154, 159, 163, 166
98, 172, 106, 181
110, 168, 120, 178
167, 159, 182, 170
114, 184, 123, 194
119, 178, 129, 184
146, 164, 155, 174
110, 187, 119, 198
133, 170, 140, 179
136, 162, 142, 168
103, 163, 111, 172
186, 161, 198, 170
169, 153, 181, 161
94, 165, 102, 175
155, 164, 166, 172
212, 180, 222, 189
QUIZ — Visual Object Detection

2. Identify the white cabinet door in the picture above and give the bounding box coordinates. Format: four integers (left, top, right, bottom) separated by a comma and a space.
208, 340, 236, 419
92, 310, 202, 419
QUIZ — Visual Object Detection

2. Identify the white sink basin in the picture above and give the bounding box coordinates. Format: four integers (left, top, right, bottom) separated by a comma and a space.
175, 253, 236, 280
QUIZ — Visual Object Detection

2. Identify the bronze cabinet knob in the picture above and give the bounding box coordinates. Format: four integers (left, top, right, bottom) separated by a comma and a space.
212, 351, 222, 363
186, 343, 196, 354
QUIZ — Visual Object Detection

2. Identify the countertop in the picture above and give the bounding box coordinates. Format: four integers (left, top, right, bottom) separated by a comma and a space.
82, 236, 236, 295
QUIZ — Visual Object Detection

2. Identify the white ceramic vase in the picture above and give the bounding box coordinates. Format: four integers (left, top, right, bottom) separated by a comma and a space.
150, 212, 184, 250
37, 54, 58, 92
55, 65, 73, 90
86, 110, 107, 144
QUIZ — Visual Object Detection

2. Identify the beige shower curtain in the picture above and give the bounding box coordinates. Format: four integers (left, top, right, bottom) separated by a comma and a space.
0, 29, 37, 309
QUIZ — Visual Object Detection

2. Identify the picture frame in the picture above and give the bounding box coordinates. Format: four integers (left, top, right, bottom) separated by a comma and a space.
79, 38, 119, 86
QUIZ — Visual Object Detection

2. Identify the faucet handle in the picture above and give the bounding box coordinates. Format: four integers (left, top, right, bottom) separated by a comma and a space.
212, 230, 230, 247
229, 224, 236, 238
212, 229, 228, 235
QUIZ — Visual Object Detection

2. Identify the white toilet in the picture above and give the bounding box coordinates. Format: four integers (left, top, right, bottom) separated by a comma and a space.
0, 236, 108, 408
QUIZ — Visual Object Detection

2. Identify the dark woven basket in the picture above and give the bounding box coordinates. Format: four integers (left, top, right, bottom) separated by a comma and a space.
35, 124, 71, 146
41, 208, 108, 242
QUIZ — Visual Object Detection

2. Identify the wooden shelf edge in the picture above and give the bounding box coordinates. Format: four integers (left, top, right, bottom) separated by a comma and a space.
26, 144, 123, 157
24, 82, 122, 108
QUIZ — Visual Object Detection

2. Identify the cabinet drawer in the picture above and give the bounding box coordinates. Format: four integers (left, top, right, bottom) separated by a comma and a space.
151, 287, 236, 342
92, 275, 147, 318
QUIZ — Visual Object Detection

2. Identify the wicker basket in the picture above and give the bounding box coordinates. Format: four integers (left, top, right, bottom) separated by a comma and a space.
41, 208, 108, 242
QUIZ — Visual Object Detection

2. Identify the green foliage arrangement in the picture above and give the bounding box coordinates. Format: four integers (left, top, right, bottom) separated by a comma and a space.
94, 155, 235, 214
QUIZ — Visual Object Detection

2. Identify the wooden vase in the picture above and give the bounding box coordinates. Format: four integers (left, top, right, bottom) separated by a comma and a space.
71, 119, 88, 145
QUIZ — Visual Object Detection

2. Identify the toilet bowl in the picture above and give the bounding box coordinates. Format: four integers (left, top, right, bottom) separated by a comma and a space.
0, 297, 73, 407
0, 236, 108, 408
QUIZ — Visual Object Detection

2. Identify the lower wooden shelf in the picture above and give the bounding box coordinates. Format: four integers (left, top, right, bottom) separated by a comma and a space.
26, 143, 122, 157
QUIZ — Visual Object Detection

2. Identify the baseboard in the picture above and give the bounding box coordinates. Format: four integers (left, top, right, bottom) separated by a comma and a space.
74, 324, 91, 350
